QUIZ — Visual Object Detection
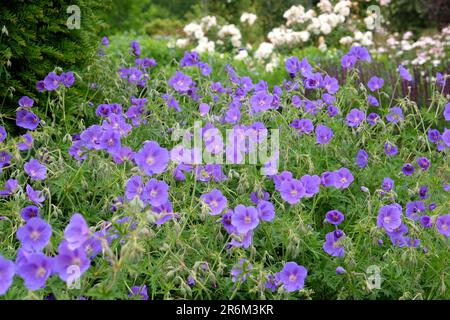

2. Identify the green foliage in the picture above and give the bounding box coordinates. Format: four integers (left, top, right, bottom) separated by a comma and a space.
0, 0, 110, 119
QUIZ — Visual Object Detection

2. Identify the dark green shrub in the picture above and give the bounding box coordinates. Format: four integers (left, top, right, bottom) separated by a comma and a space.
0, 0, 110, 114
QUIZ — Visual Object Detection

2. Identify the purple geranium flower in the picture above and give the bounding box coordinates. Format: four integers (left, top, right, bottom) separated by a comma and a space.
64, 213, 90, 250
349, 46, 371, 63
134, 141, 169, 176
290, 119, 314, 136
300, 174, 321, 198
336, 266, 346, 275
231, 205, 260, 233
398, 65, 412, 81
346, 109, 366, 127
130, 40, 141, 56
368, 95, 379, 107
367, 76, 384, 92
326, 210, 344, 225
356, 149, 369, 168
367, 112, 379, 126
333, 168, 354, 189
276, 262, 307, 292
168, 71, 193, 93
17, 132, 34, 151
26, 184, 45, 205
285, 56, 300, 75
405, 201, 425, 221
250, 91, 273, 113
381, 177, 394, 191
16, 109, 40, 130
420, 215, 433, 228
384, 142, 398, 156
0, 179, 19, 196
256, 200, 275, 222
200, 189, 228, 215
0, 255, 15, 295
417, 157, 430, 170
444, 103, 450, 121
43, 72, 60, 91
231, 259, 252, 284
322, 75, 339, 94
377, 203, 402, 232
418, 185, 429, 199
129, 285, 149, 300
279, 179, 305, 205
386, 107, 404, 124
0, 126, 6, 143
54, 241, 90, 283
21, 205, 40, 221
125, 175, 144, 200
180, 51, 199, 67
16, 252, 53, 290
315, 124, 333, 144
402, 163, 415, 176
142, 179, 169, 207
436, 214, 450, 237
60, 71, 75, 87
323, 230, 345, 257
18, 96, 34, 108
24, 158, 47, 181
341, 54, 356, 69
16, 217, 52, 251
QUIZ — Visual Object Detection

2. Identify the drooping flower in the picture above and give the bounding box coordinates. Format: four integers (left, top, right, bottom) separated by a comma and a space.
26, 184, 45, 205
368, 95, 379, 107
54, 241, 90, 283
16, 217, 52, 251
64, 213, 90, 250
0, 255, 14, 295
24, 158, 47, 181
264, 274, 279, 292
355, 149, 369, 168
256, 200, 275, 222
200, 189, 227, 215
276, 262, 307, 292
398, 65, 412, 81
377, 203, 402, 232
323, 230, 345, 257
17, 132, 34, 151
134, 141, 169, 176
130, 40, 141, 56
0, 126, 6, 143
335, 266, 346, 275
0, 179, 19, 196
16, 252, 53, 290
444, 103, 450, 121
325, 210, 344, 225
231, 259, 252, 284
151, 201, 178, 225
231, 205, 260, 234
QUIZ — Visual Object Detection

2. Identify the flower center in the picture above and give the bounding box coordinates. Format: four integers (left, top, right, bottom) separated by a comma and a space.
289, 274, 297, 282
146, 156, 154, 165
30, 230, 40, 241
244, 216, 252, 224
36, 267, 46, 278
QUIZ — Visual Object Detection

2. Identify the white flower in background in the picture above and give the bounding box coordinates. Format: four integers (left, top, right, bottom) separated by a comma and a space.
240, 12, 257, 26
379, 0, 391, 6
195, 37, 215, 53
265, 54, 280, 72
339, 36, 353, 45
254, 42, 274, 60
354, 31, 373, 46
184, 23, 204, 40
246, 43, 253, 50
200, 16, 217, 31
234, 49, 248, 60
318, 36, 327, 52
317, 0, 333, 13
175, 38, 190, 48
218, 24, 242, 47
334, 1, 351, 17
